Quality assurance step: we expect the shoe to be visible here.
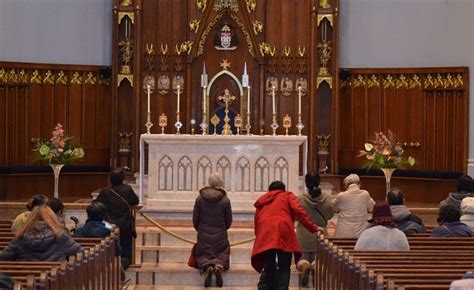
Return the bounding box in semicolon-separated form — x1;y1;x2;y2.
300;263;310;287
214;265;223;287
204;266;213;287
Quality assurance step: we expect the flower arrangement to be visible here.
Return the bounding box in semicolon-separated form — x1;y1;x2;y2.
31;123;85;164
357;130;415;169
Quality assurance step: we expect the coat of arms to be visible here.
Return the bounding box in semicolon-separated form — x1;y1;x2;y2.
214;24;238;51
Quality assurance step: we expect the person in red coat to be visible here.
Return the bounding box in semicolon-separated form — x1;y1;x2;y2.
251;181;319;290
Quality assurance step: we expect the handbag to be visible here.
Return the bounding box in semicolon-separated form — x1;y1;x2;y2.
110;188;137;238
187;243;198;268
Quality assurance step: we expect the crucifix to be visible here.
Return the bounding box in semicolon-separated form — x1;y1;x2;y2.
218;89;236;136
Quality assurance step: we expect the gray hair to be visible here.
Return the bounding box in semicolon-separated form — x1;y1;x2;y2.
208;173;224;188
343;174;360;189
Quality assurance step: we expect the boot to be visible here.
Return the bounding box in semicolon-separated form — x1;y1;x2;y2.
310;262;316;287
298;260;311;287
214;264;224;287
204;265;213;287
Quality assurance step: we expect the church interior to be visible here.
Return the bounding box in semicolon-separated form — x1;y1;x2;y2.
0;0;474;289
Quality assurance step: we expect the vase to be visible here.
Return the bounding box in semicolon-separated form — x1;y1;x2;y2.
381;168;396;194
50;164;65;199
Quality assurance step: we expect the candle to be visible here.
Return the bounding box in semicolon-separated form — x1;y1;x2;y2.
147;85;151;113
242;62;249;88
298;86;302;115
125;18;128;39
177;85;180;112
272;86;276;115
247;86;251;114
203;86;207;113
201;63;208;87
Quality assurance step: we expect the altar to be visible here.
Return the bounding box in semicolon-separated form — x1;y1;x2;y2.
139;134;307;212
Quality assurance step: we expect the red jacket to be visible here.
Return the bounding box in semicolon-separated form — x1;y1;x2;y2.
251;190;318;272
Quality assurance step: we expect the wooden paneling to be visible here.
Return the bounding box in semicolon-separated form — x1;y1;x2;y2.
338;68;468;173
0;62;112;167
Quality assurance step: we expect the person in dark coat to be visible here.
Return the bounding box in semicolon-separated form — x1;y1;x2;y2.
193;173;232;288
386;188;426;235
0;205;83;261
439;175;474;213
74;201;114;238
431;204;473;237
296;172;334;287
252;181;319;290
96;168;139;270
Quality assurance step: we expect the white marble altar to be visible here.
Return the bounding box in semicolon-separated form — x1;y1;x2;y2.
139;134;307;211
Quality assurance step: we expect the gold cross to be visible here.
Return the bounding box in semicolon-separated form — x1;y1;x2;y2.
220;59;231;70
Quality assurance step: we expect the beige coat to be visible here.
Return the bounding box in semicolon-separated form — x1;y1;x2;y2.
334;184;375;238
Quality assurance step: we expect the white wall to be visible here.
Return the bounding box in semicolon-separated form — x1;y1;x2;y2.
339;0;474;174
0;0;112;66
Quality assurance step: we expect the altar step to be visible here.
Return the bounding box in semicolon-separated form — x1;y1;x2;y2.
128;286;303;290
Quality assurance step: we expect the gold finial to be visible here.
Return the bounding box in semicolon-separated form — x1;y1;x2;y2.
160;43;168;55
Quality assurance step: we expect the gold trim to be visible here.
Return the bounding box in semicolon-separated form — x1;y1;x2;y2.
252;20;263;35
56;71;68;85
85;72;97;85
197;0;207;11
317;76;332;89
18;69;28;83
30;70;42;84
71;72;83;85
197;13;223;56
434;74;443;89
99;77;111;86
118;12;134;24
230;13;255;57
214;0;238;12
395;74;408;89
259;42;276;56
409;74;421;89
189;19;200;33
320;0;331;9
43;70;55;85
317;14;333;26
367;75;379;88
424;74;434;89
298;46;306;57
220;59;231;70
383;74;395;89
444;74;454;89
454;74;463;88
340;79;351;88
246;0;256;13
7;69;18;83
353;74;365;88
0;69;6;82
117;74;133;87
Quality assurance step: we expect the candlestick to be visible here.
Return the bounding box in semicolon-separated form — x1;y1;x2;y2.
201;63;208;87
175;111;182;134
247;86;251;114
272;86;276;115
298;86;302;115
203;86;207;113
177;85;181;113
147;85;151;113
271;113;279;136
145;112;153;134
242;62;249;87
296;113;304;136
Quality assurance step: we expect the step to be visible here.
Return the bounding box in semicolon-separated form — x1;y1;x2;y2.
125;263;306;287
136;245;252;264
127;285;306;290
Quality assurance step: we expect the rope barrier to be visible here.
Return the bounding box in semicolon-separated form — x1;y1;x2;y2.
140;212;256;247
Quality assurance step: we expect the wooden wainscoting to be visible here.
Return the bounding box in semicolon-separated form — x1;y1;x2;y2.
338;67;468;173
0;62;112;167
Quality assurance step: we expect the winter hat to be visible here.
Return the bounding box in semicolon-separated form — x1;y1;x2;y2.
368;203;396;228
461;197;474;215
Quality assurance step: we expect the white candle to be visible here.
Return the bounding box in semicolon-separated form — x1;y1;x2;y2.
272;86;276;115
177;85;180;112
203;86;207;113
298;86;302;115
147;85;151;113
247;86;251;114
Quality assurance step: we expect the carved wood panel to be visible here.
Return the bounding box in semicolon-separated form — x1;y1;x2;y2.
338;67;468;173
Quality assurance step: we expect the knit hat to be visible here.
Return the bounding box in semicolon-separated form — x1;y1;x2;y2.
368;203;396;228
461;197;474;214
343;174;360;188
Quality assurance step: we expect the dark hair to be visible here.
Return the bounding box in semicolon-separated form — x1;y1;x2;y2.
268;181;286;191
46;197;64;215
110;168;125;186
386;188;404;206
26;194;48;211
437;204;461;224
86;201;107;222
457;175;472;193
305;172;321;198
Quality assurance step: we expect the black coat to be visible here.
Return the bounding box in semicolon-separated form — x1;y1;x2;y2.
96;184;139;241
193;186;233;270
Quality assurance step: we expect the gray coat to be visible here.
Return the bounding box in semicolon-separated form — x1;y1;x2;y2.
193;187;233;270
0;222;83;261
296;192;334;252
440;192;474;214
